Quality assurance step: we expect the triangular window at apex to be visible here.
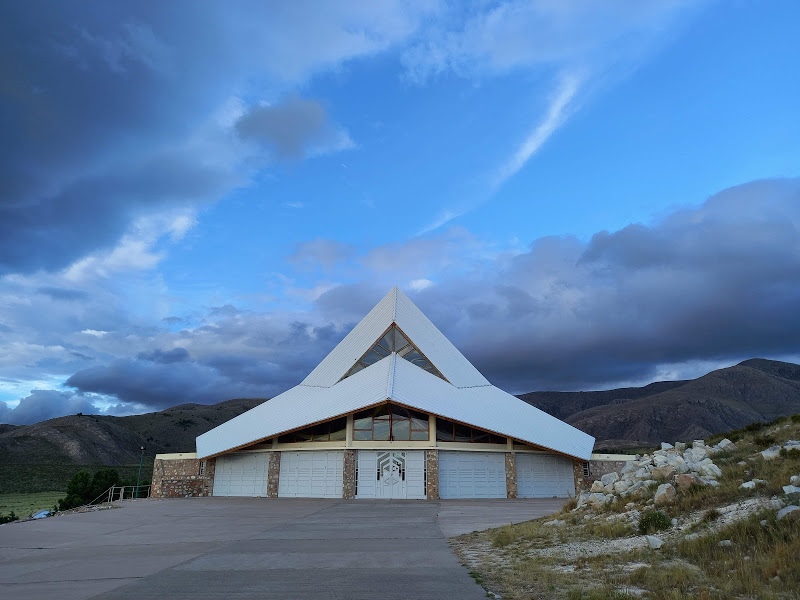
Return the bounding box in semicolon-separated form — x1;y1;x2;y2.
340;324;446;382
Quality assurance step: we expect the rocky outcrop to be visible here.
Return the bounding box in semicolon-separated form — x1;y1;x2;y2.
577;438;731;509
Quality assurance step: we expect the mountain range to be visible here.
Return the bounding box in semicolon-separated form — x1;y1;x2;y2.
2;358;799;471
519;358;800;450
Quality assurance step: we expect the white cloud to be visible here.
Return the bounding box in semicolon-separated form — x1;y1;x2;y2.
417;208;464;236
81;329;108;337
409;278;433;291
493;72;581;187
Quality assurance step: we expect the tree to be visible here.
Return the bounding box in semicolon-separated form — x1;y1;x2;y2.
57;469;121;511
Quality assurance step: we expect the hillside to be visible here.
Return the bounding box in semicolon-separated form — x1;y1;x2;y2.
3;358;800;484
521;359;800;450
454;414;800;599
0;398;265;469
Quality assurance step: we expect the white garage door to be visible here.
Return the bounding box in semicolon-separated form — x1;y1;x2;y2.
517;453;575;498
278;451;344;498
356;451;426;499
439;451;506;499
213;452;269;497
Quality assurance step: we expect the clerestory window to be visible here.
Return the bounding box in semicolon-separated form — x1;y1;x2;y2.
341;325;446;381
435;417;506;444
353;404;430;441
278;417;347;443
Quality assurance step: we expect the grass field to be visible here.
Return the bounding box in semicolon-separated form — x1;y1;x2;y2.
0;492;64;519
0;464;153;494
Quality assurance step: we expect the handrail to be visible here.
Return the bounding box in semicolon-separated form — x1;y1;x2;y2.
106;484;152;502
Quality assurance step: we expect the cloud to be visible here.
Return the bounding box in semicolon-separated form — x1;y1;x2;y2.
2;390;98;425
3;172;797;422
407;178;800;391
37;287;89;302
493;73;581;187
402;1;705;193
403;1;701;81
0;2;430;276
236;96;353;160
136;347;190;364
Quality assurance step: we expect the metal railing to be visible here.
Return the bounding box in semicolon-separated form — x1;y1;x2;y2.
106;484;152;503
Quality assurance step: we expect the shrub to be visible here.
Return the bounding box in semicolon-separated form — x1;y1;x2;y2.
57;468;122;511
638;510;671;535
780;448;800;459
0;511;18;524
753;435;777;449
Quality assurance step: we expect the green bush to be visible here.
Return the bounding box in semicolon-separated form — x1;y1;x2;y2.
0;511;18;524
638;510;671;535
57;468;122;511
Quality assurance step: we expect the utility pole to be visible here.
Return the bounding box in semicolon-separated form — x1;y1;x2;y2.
136;446;146;498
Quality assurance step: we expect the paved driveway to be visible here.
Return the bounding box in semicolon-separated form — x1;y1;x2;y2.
0;497;565;600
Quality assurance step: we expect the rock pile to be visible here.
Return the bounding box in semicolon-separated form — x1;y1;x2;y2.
760;440;800;460
577;438;732;509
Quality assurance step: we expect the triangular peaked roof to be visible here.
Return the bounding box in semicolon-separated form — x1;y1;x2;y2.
302;287;489;388
196;288;595;460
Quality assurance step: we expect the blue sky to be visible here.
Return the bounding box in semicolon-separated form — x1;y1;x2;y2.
1;1;799;424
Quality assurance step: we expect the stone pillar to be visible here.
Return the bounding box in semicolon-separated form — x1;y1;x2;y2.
425;449;439;500
505;452;517;499
267;451;281;498
573;459;586;494
343;449;356;499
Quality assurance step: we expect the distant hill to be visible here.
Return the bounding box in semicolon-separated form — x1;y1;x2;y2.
520;358;800;451
4;358;800;491
0;398;265;467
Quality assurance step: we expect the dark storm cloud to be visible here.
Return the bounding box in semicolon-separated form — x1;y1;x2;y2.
62;311;348;411
235;97;338;159
408;178;800;392
2;390;98;425
0;2;253;275
65;358;267;410
137;347;190;364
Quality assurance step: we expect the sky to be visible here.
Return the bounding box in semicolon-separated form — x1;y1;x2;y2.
1;1;799;425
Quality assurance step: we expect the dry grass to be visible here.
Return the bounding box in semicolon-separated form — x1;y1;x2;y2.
459;414;800;600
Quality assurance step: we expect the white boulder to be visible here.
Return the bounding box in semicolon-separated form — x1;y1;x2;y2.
653;483;676;506
646;535;663;549
601;472;619;486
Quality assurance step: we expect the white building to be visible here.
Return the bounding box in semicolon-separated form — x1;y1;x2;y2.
152;287;594;499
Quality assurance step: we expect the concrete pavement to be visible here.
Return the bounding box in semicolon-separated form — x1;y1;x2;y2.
0;497;566;600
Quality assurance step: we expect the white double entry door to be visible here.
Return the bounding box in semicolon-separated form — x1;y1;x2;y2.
356;450;426;499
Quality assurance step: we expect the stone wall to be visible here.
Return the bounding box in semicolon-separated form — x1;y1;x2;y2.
574;460;631;492
343;449;356;499
267;451;281;498
425;449;439;500
151;457;216;498
505;452;518;499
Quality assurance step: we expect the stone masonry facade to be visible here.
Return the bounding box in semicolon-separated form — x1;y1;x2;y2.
505;452;518;498
151;457;216;498
267;451;281;498
574;459;631;493
425;449;439;499
343;449;356;499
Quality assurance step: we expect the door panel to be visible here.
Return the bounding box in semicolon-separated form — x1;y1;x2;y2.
438;452;506;499
516;453;575;498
